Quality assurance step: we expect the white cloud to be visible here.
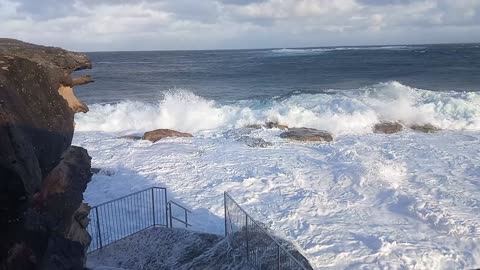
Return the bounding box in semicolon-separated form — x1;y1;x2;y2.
0;0;479;51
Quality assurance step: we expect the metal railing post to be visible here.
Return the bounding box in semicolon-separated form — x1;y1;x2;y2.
164;189;168;227
95;207;103;249
223;192;308;270
224;192;228;236
151;188;155;226
245;215;249;261
168;202;173;228
277;245;281;270
184;209;188;228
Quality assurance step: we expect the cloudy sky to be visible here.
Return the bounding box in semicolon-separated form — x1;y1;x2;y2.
1;0;479;51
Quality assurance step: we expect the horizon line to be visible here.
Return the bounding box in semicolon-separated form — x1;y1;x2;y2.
81;41;480;53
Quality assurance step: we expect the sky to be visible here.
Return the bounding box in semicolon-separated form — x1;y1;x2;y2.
0;0;479;51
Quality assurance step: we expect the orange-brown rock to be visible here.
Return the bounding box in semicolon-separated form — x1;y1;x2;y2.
143;129;193;142
72;75;94;86
58;85;89;113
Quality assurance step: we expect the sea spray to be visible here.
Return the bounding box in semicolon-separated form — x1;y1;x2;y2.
76;81;480;134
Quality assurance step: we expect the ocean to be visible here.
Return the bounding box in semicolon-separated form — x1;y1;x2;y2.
74;44;480;269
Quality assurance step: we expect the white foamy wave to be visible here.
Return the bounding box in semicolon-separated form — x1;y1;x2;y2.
271;46;415;55
271;48;328;55
75;82;480;134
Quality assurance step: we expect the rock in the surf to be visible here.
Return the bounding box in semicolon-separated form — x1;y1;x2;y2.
410;123;440;133
244;124;263;129
143;129;193;142
118;135;142;140
373;122;403;134
280;128;333;142
265;121;289;130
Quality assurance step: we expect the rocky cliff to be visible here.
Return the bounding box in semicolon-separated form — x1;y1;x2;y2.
0;39;93;270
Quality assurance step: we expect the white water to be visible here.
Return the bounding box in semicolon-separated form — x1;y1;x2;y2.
271;46;416;55
75;81;480;269
76;81;480;135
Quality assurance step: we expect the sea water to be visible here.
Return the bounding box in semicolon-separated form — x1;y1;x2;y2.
74;44;480;269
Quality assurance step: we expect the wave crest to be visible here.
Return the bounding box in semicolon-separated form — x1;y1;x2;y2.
75;82;480;134
271;46;415;55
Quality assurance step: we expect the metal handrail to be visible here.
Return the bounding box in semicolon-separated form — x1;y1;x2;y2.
93;187;166;208
87;187;168;253
224;192;309;270
168;200;192;228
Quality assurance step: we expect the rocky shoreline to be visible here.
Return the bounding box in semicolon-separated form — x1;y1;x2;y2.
0;39;93;269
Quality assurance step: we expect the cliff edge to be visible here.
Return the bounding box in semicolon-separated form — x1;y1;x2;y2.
0;39;93;270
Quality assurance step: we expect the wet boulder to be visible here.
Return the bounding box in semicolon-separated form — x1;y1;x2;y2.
373;122;403;134
280;128;333;142
143;129;193;142
244;124;263;129
118;135;142;140
265;122;289;130
410;123;440;133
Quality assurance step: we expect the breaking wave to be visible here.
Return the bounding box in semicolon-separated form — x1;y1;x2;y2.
271;46;416;55
75;81;480;134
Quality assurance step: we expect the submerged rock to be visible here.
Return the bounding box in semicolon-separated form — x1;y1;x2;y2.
373;122;403;134
238;136;273;148
244;122;289;130
280;128;333;142
244;124;263;129
118;135;142;140
410;123;440;133
0;39;92;269
143;129;193;142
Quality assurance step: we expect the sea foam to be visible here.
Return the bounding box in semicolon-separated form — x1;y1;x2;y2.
75;81;480;134
270;46;415;55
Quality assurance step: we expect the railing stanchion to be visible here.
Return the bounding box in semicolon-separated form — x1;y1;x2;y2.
224;192;228;236
245;215;249;261
168;202;172;228
277;245;281;270
164;189;168;227
95;207;103;249
184;208;188;228
224;192;308;270
151;188;155;226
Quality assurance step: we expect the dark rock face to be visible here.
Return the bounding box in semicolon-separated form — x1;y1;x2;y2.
280;128;333;142
410;123;440;133
373;122;403;134
0;39;92;270
143;129;193;142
